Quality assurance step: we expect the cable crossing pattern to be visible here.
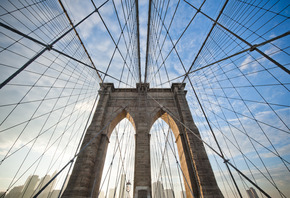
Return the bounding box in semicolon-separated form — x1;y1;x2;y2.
0;0;289;198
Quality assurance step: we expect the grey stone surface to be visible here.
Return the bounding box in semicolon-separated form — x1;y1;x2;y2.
62;83;223;198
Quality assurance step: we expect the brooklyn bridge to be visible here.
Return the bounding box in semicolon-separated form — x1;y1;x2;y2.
0;0;289;197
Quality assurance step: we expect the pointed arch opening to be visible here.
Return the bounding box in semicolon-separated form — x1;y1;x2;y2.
98;110;136;198
150;109;192;198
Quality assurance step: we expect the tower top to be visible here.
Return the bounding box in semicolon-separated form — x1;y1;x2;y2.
99;83;186;94
136;83;149;92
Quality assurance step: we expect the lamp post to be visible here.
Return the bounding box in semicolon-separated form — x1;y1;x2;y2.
126;180;131;198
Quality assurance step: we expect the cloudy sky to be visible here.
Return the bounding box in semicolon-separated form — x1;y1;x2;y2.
0;0;289;197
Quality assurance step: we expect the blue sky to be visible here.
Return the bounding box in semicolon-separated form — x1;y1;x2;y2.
0;0;289;197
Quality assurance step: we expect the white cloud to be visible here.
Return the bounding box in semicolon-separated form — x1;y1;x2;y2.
240;55;253;71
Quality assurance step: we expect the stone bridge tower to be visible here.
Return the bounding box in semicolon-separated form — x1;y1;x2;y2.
62;83;223;198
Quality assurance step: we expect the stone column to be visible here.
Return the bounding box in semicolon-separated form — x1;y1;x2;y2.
172;83;223;198
62;83;113;198
133;83;152;198
90;133;110;197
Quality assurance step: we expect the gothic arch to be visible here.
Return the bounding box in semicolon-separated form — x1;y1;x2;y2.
149;108;200;198
149;108;180;140
106;108;136;139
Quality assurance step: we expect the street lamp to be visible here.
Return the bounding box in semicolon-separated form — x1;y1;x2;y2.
126;180;131;192
126;180;131;198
